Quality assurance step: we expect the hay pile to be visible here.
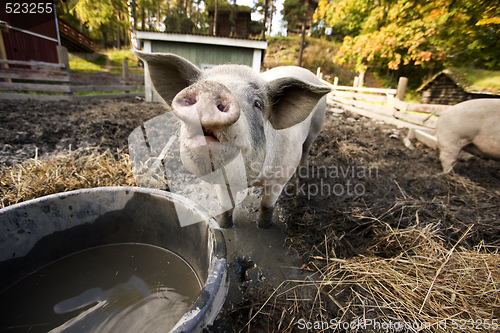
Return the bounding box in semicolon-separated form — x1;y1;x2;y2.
235;224;499;332
0;148;135;208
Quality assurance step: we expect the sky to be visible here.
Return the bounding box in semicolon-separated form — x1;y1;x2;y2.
236;0;286;36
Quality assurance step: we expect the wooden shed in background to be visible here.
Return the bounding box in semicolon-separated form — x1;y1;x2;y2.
135;31;267;102
417;69;499;105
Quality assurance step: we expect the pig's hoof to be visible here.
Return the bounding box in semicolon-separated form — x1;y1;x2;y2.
217;210;233;228
257;206;274;229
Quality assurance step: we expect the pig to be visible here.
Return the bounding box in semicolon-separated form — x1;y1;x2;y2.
436;99;500;172
134;51;330;228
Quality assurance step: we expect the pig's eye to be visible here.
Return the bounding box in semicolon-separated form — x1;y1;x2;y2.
254;100;263;110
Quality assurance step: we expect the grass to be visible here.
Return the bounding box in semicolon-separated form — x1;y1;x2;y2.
105;49;140;67
264;36;356;86
68;59;104;73
451;67;500;93
403;88;421;103
69;49;143;75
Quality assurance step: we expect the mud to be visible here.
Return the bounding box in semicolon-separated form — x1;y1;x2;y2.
1;97;500;330
0;98;166;168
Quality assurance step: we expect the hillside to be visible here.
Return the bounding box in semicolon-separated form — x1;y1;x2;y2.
264;35;357;86
448;67;500;95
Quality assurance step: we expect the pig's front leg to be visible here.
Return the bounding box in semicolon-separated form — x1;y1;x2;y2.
216;209;234;228
215;184;235;228
257;182;285;229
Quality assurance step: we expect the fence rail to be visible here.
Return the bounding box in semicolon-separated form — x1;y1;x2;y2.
0;59;66;69
320;73;453;150
0;47;144;101
322;78;450;130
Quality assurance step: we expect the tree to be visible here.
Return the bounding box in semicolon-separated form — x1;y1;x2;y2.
254;0;276;38
73;0;127;48
71;0;211;48
282;0;310;66
164;0;199;33
282;0;308;33
315;0;500;74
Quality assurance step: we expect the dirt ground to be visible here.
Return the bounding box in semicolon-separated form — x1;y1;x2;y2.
0;98;166;168
1;97;500;330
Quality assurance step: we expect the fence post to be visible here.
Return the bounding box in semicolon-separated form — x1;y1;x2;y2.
122;60;129;79
358;71;365;87
316;67;323;80
123;60;129;94
396;77;408;101
57;46;72;98
333;77;338;86
353;76;359;88
0;26;11;83
57;46;69;72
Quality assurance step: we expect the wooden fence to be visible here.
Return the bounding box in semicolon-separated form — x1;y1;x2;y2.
322;78;451;130
0;47;144;101
321;74;453;150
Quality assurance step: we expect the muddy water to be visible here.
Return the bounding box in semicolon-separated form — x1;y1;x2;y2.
207;189;309;332
223;189;307;297
0;243;201;332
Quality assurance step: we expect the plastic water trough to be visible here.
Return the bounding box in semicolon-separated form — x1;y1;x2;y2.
0;186;228;332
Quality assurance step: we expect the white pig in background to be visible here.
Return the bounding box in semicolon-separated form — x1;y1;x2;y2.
134;51;330;228
436;99;500;172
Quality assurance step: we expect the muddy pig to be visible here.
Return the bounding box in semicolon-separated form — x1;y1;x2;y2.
436;98;500;172
135;51;330;228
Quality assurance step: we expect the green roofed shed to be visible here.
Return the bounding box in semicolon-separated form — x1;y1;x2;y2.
135;31;267;102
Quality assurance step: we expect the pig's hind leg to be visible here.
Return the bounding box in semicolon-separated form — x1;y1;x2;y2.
300;102;326;168
257;167;298;229
438;138;468;173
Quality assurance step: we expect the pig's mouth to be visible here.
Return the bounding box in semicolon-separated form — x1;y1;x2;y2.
201;126;220;143
186;126;223;146
180;125;240;176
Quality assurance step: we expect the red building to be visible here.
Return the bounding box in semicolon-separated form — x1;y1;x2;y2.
0;2;93;64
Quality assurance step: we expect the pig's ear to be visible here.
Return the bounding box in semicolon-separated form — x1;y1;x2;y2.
134;50;201;103
266;78;331;130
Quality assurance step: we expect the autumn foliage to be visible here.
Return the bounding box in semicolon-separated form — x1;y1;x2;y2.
315;0;500;72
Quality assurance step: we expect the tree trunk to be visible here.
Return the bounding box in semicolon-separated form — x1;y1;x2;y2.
156;1;161;31
298;0;308;67
131;0;137;31
213;0;218;36
298;21;305;66
262;0;269;39
141;7;145;31
101;24;108;48
116;12;121;50
427;63;435;81
268;0;274;36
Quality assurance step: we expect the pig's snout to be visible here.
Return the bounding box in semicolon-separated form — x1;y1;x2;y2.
171;81;240;134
